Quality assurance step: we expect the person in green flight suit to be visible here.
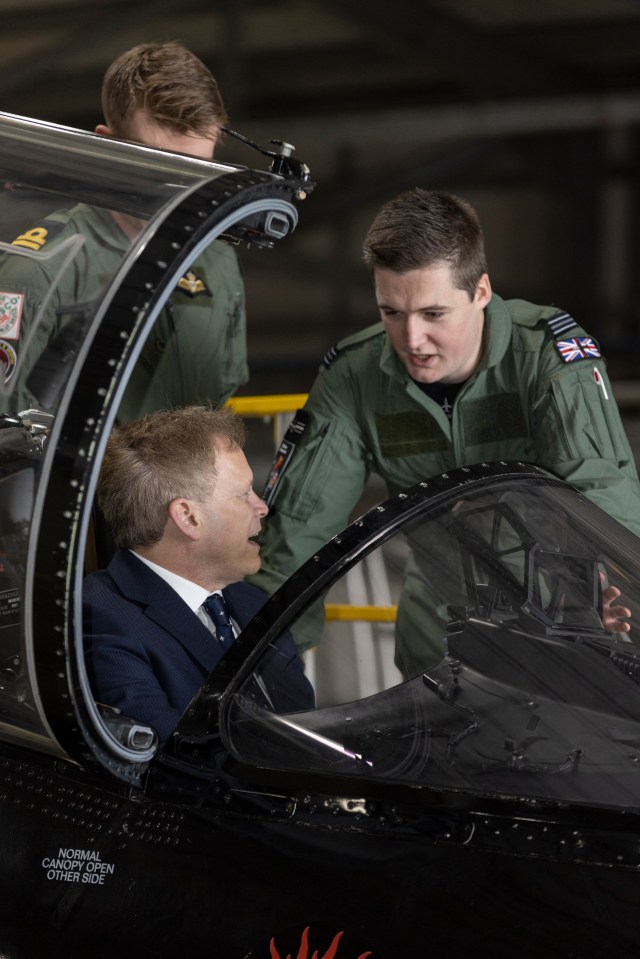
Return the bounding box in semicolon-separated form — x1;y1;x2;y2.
251;188;640;674
0;41;247;418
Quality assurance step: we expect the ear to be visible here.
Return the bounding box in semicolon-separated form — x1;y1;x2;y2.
95;123;113;138
167;498;201;542
474;272;492;309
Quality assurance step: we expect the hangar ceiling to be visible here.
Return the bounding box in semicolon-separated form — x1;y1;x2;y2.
5;0;640;131
3;0;640;389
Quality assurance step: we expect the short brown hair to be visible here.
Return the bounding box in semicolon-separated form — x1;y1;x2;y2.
362;189;488;297
98;406;246;549
101;41;228;138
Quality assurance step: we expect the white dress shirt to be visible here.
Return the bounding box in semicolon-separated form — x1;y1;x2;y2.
130;551;236;635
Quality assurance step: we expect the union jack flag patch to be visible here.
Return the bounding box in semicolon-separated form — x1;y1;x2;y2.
555;336;601;363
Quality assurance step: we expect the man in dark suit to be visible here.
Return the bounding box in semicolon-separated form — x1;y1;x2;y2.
83;405;313;746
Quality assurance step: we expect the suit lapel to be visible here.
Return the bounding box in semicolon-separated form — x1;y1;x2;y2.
107;549;217;672
223;581;266;632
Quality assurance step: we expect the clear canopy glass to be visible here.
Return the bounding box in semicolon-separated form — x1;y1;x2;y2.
0;112;302;770
222;468;640;812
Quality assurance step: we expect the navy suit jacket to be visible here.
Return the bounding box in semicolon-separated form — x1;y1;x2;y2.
83;549;313;745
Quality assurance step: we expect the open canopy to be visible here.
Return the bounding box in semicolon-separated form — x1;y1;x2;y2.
0;112;305;779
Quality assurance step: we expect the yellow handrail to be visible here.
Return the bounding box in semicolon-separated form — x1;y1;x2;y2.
226;394;308;417
326;604;397;622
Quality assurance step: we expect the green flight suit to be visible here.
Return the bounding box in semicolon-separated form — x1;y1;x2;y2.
0;204;247;416
252;295;640;672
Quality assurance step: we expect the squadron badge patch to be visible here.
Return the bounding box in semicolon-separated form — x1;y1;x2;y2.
176;270;212;298
0;292;23;340
262;410;310;506
555;336;601;363
0;339;17;383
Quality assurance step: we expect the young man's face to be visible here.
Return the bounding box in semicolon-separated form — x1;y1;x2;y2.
375;261;492;385
193;445;268;590
97;108;218;160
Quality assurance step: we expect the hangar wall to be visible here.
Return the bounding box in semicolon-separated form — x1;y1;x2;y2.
3;0;640;457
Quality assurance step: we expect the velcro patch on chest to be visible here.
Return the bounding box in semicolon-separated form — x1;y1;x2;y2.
555;336;601;363
376;411;447;457
176;270;212;298
460;393;527;445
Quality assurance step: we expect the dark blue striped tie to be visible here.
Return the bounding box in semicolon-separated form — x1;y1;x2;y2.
203;593;235;651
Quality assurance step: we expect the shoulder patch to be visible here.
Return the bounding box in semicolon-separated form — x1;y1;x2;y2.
322;321;385;369
175;270;212;298
0;339;17;382
546;310;578;337
0;292;24;340
555;336;601;364
262;409;311;506
11;219;65;252
322;344;340;369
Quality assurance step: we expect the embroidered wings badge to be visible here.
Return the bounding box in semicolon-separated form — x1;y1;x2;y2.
176;270;212;298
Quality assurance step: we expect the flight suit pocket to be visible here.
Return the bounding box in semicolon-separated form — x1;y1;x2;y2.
535;374;610;461
533;384;575;461
221;291;247;395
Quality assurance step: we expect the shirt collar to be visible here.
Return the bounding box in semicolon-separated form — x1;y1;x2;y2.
380;333;408;383
130;550;212;613
472;293;511;374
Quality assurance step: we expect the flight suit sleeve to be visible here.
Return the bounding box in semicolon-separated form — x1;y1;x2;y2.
531;345;640;537
250;359;372;650
0;256;61;413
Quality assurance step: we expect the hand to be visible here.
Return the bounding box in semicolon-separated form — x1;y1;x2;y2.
601;576;632;634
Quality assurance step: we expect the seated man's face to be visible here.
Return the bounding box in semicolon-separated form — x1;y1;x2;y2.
195;446;268;589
